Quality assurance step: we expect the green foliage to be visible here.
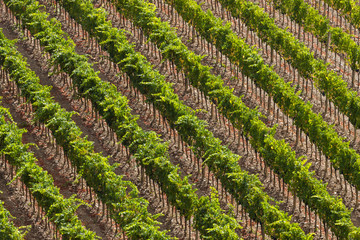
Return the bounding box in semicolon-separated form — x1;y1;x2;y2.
1;0;241;238
269;0;360;126
56;0;308;238
320;0;360;29
0;26;171;239
0;103;97;239
0;192;29;240
157;0;360;237
107;0;360;237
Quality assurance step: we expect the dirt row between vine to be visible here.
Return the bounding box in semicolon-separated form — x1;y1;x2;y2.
190;0;360;219
92;0;344;238
203;0;360;143
247;0;360;142
1;0;357;238
0;19;126;240
136;0;357;230
196;0;360;167
40;0;267;238
150;0;360;220
0;99;52;240
104;0;360;238
254;0;358;81
0;8;182;239
0;1;257;238
0;77;115;240
308;0;360;39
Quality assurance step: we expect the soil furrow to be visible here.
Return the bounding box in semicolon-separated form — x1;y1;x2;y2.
98;0;360;236
147;0;360;222
0;102;52;240
197;0;360;153
0;2;218;238
0;21;125;239
40;0;267;238
306;0;360;39
89;0;342;237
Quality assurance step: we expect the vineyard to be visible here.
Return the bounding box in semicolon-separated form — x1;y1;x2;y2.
1;0;360;239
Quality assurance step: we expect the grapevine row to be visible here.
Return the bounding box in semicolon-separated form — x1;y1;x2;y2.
47;1;310;237
0;24;173;240
57;0;356;238
147;0;360;199
269;0;360;75
217;0;360;130
1;0;244;238
0;100;98;239
50;0;309;238
0;191;28;240
106;0;360;237
163;0;360;222
211;0;360;188
269;0;360;73
319;0;360;29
